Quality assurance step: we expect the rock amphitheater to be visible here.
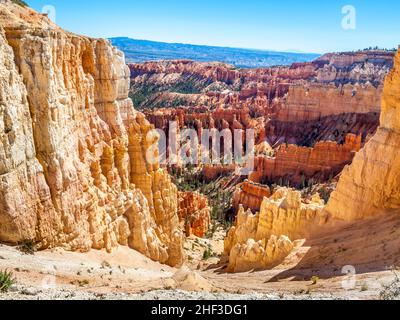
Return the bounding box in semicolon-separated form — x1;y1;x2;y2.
0;1;399;300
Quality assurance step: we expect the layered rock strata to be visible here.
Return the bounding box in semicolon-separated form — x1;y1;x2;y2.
130;52;393;124
131;53;393;187
225;49;400;272
249;134;362;185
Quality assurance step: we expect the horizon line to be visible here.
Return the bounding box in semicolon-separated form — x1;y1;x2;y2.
109;36;324;56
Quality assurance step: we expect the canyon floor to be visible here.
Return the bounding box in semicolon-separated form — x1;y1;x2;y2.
1;212;399;300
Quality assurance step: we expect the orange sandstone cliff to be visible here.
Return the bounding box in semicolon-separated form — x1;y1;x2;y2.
224;49;400;272
0;2;184;266
249;134;361;185
225;188;325;272
178;192;211;238
326;49;400;220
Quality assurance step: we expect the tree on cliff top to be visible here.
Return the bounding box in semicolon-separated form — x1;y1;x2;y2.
11;0;28;7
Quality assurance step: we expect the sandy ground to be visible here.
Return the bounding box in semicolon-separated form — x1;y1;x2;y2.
1;212;400;300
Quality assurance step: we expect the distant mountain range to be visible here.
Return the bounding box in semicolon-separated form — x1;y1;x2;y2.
110;37;321;68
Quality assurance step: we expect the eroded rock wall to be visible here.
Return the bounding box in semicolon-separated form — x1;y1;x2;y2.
225;49;400;273
326;49;400;220
250;134;361;185
178;192;211;238
0;2;184;266
131;52;393;189
232;181;271;213
225;188;325;272
276;83;383;123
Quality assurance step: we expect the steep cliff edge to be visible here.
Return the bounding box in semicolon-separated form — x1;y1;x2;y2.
326;49;400;220
0;2;184;266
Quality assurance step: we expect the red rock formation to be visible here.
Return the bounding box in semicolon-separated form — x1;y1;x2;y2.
132;52;393;151
275;83;383;123
265;112;379;147
201;164;236;182
232;181;271;213
178;192;211;237
130;49;394;196
326;48;400;220
249;134;362;185
130;60;241;84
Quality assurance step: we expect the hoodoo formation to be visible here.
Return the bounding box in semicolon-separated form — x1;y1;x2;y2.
0;0;400;300
129;51;394;188
0;1;205;267
128;46;400;275
326;50;400;220
223;49;400;273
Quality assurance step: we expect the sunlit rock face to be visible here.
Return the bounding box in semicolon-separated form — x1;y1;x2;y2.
178;192;211;238
232;181;271;213
129;52;393;122
224;49;400;273
249;134;362;186
326;49;400;220
129;51;394;188
0;2;184;266
225;188;326;273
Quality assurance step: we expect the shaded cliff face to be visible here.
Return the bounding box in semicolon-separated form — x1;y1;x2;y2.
0;3;184;266
326;49;400;220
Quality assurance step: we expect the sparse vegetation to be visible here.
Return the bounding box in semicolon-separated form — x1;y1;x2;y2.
266;175;335;205
129;76;209;110
380;268;400;300
319;186;331;204
202;246;216;260
168;77;208;94
70;279;90;287
0;270;16;293
11;0;28;7
311;276;320;285
17;239;36;255
362;46;397;52
170;165;234;231
360;282;369;292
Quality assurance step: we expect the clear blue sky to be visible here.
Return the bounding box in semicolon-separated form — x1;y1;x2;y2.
27;0;399;54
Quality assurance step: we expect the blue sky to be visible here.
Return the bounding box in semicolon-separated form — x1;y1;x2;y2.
27;0;399;54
